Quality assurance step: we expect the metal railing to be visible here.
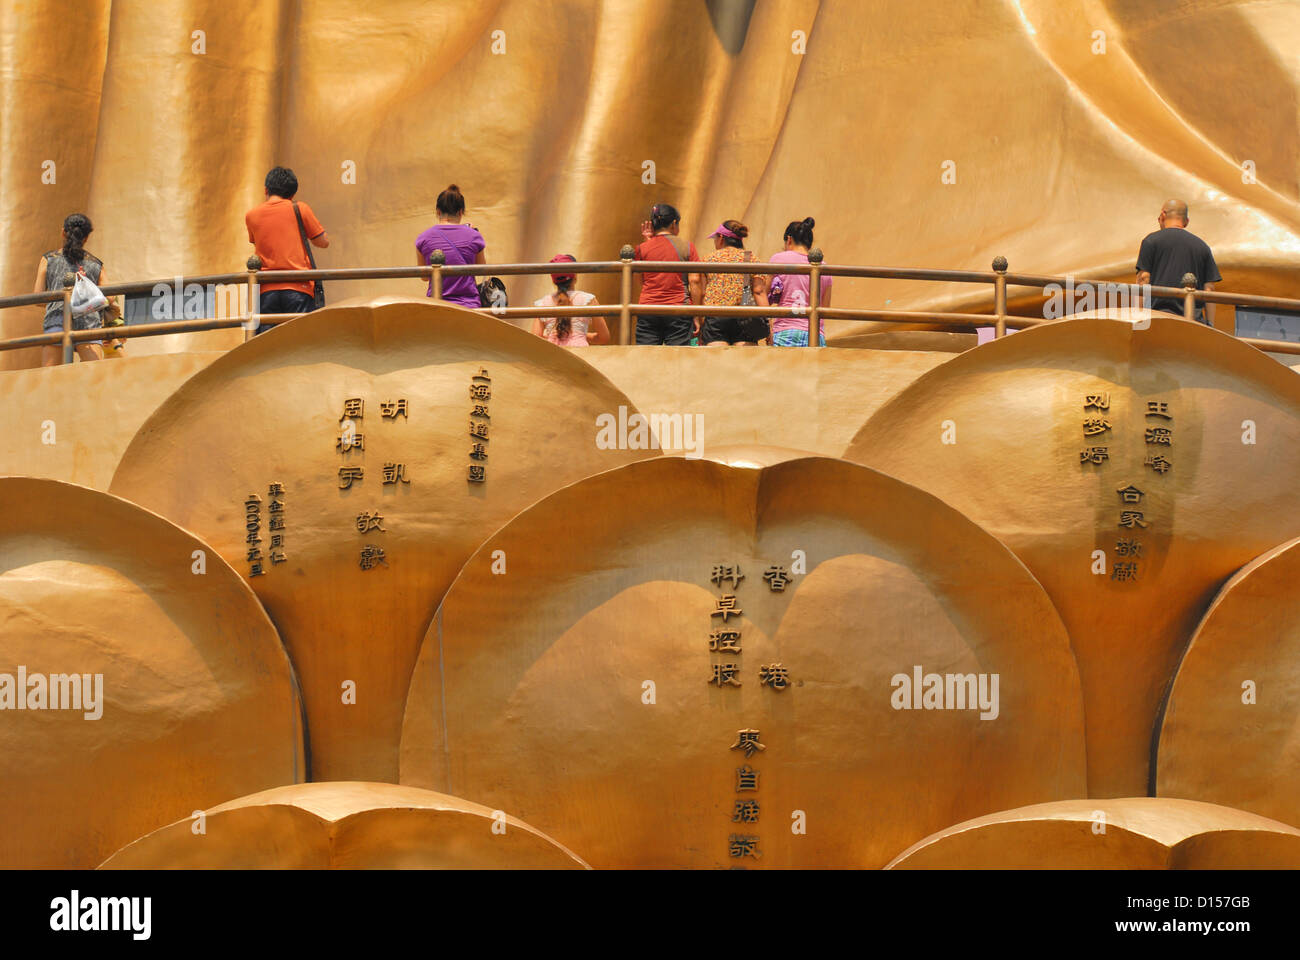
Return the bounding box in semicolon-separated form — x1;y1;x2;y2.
4;248;1299;362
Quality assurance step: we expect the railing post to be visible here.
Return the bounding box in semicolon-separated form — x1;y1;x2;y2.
61;272;75;363
1182;272;1197;323
807;247;823;347
245;255;261;341
429;248;445;302
992;256;1008;338
619;244;634;345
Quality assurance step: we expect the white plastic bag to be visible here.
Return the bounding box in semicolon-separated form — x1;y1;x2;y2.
70;272;108;317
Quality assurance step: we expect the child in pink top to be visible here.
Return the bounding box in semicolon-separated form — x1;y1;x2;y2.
530;254;611;347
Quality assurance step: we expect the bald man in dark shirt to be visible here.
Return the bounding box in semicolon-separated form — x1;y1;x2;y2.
1135;199;1221;326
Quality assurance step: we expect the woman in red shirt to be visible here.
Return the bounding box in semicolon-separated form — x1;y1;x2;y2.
632;203;702;345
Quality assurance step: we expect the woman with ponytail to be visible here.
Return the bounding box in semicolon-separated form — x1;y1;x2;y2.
768;217;833;346
33;213;108;365
415;184;487;308
530;254;609;346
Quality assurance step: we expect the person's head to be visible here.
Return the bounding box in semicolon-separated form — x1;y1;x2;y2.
1158;199;1189;229
709;220;748;250
784;217;815;250
61;213;92;264
437;184;466;221
549;254;577;338
264;166;299;199
651;203;681;234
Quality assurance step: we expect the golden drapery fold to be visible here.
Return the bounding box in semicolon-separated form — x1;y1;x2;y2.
2;0;1297;367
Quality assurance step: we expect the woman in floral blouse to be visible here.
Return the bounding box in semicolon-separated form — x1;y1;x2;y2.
698;220;769;345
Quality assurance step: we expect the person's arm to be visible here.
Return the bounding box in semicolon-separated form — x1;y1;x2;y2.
530;318;545;338
300;203;329;247
588;313;611;345
33;257;47;295
1136;270;1151;286
1203;281;1216;326
820;281;832;308
310;231;329;248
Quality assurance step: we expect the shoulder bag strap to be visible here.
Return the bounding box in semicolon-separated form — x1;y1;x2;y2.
292;202;319;271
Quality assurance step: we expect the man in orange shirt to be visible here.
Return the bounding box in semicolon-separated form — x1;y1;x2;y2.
245;166;329;334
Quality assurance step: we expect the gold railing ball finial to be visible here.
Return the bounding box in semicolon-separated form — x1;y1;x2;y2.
808;248;824;264
429;249;446;266
620;244;635;261
1182;272;1197;288
246;254;262;271
992;256;1008;273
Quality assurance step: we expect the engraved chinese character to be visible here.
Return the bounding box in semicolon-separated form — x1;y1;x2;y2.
359;545;388;570
1144;455;1172;474
336;431;364;452
1118;511;1149;529
340;398;364;421
735;765;759;791
246;547;263;563
711;595;742;622
472;368;491;381
245;531;262;545
469;442;488;461
244;494;262;509
267;483;284;496
268;499;284;513
249;563;264;577
1084;393;1111;411
471;404;491;419
1079;447;1109;465
709;630;742;652
469;383;492;402
1115;538;1143;558
382;462;409;485
1116;484;1144;504
469;420;489;439
759;663;790;690
709;663;742;687
338;466;364;490
710;564;744;589
356;511;385;534
1145;427;1173;445
270;550;287;565
1082;418;1112;437
1111;562;1139;582
380;399;408;419
732;800;760;824
728;834;761;859
270;534;284;548
269;516;286;531
468;464;486;483
730;729;766;759
762;565;790;591
1146;401;1171;419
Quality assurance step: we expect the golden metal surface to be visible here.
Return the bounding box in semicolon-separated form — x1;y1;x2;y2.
108;299;652;783
100;781;588;869
846;315;1300;798
1156;536;1300;828
0;353;222;489
400;456;1086;868
887;798;1300;869
7;0;1300;364
0;478;305;869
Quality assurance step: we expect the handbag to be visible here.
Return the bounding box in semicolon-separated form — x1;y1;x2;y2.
478;277;508;309
735;251;771;342
292;201;326;309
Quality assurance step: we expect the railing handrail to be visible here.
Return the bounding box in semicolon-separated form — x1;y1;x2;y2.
3;253;1300;358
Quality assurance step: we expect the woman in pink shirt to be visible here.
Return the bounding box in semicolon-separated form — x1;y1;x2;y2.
769;217;833;346
530;254;610;347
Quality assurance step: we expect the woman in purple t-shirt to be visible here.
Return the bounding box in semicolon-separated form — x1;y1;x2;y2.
415;184;487;308
769;217;832;346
